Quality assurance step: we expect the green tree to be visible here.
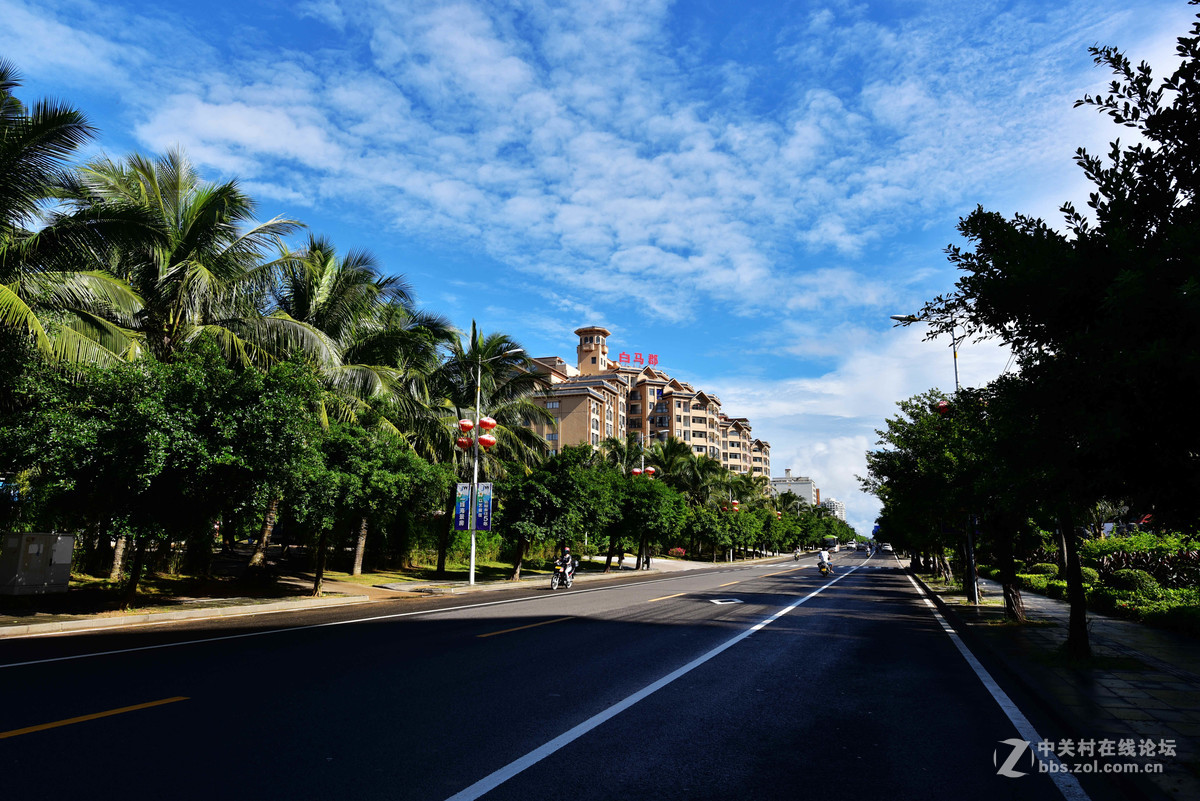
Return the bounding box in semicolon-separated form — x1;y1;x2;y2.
65;149;329;367
910;8;1200;655
0;60;142;363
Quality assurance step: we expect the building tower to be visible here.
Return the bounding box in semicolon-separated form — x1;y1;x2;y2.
575;326;611;375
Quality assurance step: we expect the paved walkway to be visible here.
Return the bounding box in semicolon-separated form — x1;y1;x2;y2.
0;554;789;637
919;574;1200;801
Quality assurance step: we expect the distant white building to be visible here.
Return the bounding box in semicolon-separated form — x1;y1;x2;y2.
770;468;818;508
821;498;846;521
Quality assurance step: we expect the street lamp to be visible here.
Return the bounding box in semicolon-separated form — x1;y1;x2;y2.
457;347;523;585
890;314;963;392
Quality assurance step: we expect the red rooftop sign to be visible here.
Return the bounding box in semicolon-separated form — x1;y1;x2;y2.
617;352;658;366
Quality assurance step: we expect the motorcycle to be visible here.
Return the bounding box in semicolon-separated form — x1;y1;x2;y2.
793;550;801;561
550;558;576;590
818;560;833;577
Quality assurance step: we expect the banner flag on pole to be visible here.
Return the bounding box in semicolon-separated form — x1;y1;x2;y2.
475;482;493;531
454;483;471;531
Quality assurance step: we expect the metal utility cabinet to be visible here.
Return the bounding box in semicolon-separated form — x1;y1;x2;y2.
0;533;75;595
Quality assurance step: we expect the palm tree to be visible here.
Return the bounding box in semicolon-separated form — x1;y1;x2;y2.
645;436;694;490
65;149;333;367
261;233;456;569
598;433;644;476
0;60;141;362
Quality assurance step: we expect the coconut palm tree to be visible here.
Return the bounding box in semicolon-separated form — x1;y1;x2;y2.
269;233;454;425
0;60;142;363
598;433;644;476
65;148;333;367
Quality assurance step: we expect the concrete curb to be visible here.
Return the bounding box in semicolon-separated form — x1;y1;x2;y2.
0;555;792;638
0;594;371;639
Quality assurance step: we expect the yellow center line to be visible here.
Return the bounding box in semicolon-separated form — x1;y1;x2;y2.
718;581;740;587
648;592;687;603
477;617;572;639
0;696;188;740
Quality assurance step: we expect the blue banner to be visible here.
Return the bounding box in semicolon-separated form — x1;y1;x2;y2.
475;482;493;531
454;483;471;531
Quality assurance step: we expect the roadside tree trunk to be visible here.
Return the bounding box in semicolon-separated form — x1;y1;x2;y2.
119;537;149;610
604;531;618;573
248;494;280;569
109;535;128;582
993;516;1026;622
1059;508;1092;660
312;528;330;597
509;536;527;581
351;517;368;576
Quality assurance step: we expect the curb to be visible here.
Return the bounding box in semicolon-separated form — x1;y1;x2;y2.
0;594;371;639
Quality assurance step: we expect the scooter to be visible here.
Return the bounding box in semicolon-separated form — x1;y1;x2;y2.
793;550;801;561
818;560;833;577
550;558;576;590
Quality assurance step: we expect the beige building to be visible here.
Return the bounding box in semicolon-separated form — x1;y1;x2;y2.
528;326;769;476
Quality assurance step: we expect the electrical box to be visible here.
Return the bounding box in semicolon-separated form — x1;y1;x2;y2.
0;533;75;595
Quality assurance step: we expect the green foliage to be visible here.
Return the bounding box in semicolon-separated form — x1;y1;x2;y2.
1028;562;1059;576
1016;574;1050;593
1079;566;1100;584
1106;568;1160;593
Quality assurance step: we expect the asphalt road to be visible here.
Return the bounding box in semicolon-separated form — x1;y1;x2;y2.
0;552;1087;800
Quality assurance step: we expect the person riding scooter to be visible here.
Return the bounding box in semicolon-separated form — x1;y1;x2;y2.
817;548;834;575
556;546;577;581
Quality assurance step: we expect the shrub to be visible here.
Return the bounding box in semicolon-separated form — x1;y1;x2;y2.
1017;574;1049;593
1046;580;1068;600
668;547;686;558
1028;562;1059;577
1079;566;1100;584
1107;568;1160;593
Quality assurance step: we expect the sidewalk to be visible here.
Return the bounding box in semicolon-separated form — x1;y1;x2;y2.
917;573;1200;800
0;554;790;638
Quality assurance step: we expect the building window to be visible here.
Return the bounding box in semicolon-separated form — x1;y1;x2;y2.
630;390;640;399
592;433;600;445
630;418;641;428
546;401;560;409
591;357;596;364
630;404;640;414
591;419;599;430
547;433;558;441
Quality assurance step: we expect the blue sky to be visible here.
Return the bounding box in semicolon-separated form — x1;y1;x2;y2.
5;0;1194;535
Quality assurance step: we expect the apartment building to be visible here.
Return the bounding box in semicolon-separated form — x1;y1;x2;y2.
527;325;768;476
821;497;847;521
770;468;820;507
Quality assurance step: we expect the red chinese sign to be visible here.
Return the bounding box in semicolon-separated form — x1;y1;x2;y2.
617;352;659;366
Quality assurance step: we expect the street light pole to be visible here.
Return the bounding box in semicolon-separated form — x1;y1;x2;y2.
890;314;962;392
466;347;523;586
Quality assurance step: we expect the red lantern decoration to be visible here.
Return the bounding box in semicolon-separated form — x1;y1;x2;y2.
458;419;474;432
646;466;656;476
456;436;473;450
632;468;643;476
478;433;497;449
478;416;497;430
936;400;951;416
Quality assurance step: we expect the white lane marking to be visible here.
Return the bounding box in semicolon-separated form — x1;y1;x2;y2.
442;566;860;801
0;564;811;669
903;572;1090;801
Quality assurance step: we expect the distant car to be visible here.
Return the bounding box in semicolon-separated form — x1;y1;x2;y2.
856;543;867;551
881;543;894;553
